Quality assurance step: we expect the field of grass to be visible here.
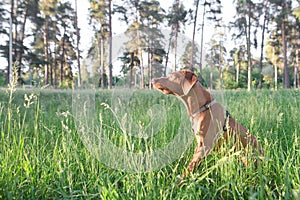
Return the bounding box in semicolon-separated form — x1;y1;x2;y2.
0;88;299;199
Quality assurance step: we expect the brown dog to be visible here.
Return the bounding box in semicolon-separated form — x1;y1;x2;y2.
152;70;263;181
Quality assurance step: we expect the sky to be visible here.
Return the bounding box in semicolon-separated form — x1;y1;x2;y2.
0;0;236;74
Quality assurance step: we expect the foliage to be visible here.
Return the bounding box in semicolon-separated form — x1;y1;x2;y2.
293;5;300;19
180;41;200;71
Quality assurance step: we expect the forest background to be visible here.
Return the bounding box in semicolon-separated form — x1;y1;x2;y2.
0;0;300;90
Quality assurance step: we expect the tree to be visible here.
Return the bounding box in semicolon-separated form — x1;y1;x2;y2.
0;0;41;85
181;41;199;71
36;0;76;87
190;0;200;72
206;29;227;89
139;0;165;87
166;0;189;73
229;45;247;88
280;0;290;88
268;0;293;88
0;0;78;87
258;0;270;89
119;51;140;88
0;2;5;33
57;2;77;87
200;0;223;83
74;0;81;87
246;0;253;91
232;0;260;91
40;0;58;85
89;0;110;88
16;0;28;84
115;0;165;88
265;30;281;90
108;0;112;89
28;1;47;86
289;13;300;88
114;0;144;87
0;1;11;84
4;0;32;84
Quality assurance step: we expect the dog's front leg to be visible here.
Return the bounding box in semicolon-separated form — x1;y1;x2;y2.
178;144;211;185
187;144;211;172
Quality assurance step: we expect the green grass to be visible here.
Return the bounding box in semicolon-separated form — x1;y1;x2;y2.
0;88;299;199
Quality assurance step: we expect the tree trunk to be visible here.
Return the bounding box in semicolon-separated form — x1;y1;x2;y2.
43;18;49;85
247;3;252;91
259;0;268;89
100;37;105;89
273;46;278;90
237;60;240;86
219;42;223;90
60;27;66;87
210;47;216;90
236;49;241;86
53;22;57;88
75;0;81;87
172;0;179;73
128;52;134;89
8;0;14;85
140;49;144;88
54;46;57;88
17;5;28;84
199;1;206;83
281;1;290;88
108;0;113;89
190;0;200;72
164;32;172;76
295;49;299;88
210;65;213;90
13;0;18;82
134;68;138;87
13;0;18;68
173;24;178;72
296;49;300;88
50;48;53;85
148;48;152;89
275;63;278;90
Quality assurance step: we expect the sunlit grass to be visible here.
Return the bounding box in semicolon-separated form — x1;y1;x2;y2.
0;88;299;199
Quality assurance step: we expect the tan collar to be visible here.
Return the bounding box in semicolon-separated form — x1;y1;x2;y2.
191;99;217;118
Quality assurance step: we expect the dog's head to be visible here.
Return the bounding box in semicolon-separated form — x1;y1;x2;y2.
152;71;198;96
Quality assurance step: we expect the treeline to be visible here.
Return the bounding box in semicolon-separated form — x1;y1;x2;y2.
0;0;299;90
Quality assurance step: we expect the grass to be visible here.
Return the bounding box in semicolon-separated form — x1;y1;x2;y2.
0;87;299;199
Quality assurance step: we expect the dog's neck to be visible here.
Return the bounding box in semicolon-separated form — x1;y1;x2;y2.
178;82;221;141
178;82;214;117
176;82;225;142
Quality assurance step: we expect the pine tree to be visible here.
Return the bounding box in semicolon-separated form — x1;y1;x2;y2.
166;0;188;74
232;0;260;91
89;0;110;88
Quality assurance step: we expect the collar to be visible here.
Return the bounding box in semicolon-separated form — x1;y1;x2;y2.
191;99;217;118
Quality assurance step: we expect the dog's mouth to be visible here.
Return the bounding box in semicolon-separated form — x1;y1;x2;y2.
152;80;174;95
154;85;174;95
159;87;174;95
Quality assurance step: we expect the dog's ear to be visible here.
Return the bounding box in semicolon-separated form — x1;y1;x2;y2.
181;71;198;95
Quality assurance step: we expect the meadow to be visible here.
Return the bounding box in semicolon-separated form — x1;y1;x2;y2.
0;88;299;199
